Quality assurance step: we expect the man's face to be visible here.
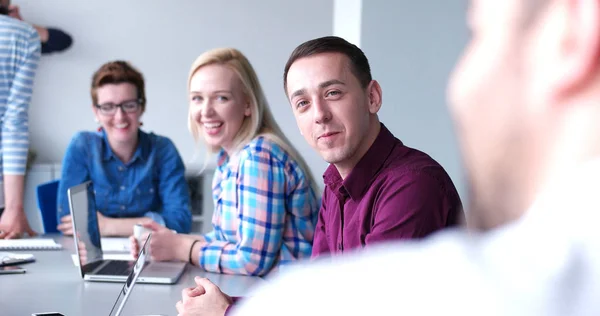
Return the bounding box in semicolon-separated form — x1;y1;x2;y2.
448;0;543;228
286;53;377;169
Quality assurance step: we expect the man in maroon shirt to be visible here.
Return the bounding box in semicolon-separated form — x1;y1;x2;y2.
284;36;463;256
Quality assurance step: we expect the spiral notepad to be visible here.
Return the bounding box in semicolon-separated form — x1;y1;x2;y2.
0;238;62;250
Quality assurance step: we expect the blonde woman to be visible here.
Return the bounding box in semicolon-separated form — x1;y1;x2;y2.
131;48;319;277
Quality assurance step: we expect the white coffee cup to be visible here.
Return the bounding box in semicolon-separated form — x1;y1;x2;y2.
133;224;152;257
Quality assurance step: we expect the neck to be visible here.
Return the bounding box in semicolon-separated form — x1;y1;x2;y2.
517;100;600;223
109;136;139;164
335;119;381;179
535;107;600;198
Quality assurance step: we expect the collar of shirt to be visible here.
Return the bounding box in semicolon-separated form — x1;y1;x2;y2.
322;123;399;202
216;148;230;169
100;128;148;165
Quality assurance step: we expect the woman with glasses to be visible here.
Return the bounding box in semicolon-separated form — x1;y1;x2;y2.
56;61;192;236
129;48;320;277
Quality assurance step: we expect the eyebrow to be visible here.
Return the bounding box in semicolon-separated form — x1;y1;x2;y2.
289;88;306;100
319;79;345;89
289;79;346;100
189;90;233;94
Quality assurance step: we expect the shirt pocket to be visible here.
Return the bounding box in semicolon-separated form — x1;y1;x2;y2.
91;183;112;213
135;179;157;196
133;178;159;213
92;182;112;197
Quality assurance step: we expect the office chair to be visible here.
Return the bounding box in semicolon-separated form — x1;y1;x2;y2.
36;179;60;233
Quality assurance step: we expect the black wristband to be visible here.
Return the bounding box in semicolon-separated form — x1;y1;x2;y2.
188;240;200;265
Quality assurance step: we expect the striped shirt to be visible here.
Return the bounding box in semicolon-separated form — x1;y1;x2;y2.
0;16;41;207
197;136;319;276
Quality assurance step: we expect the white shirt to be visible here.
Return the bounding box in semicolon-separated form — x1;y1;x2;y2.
233;159;600;316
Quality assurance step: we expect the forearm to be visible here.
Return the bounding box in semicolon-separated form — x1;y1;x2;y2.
3;174;24;212
102;216;152;237
195;239;279;276
32;25;49;43
172;234;206;264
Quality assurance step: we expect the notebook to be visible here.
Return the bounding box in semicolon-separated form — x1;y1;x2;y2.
0;238;62;250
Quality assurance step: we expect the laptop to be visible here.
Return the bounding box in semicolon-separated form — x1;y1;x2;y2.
109;233;150;316
68;180;186;284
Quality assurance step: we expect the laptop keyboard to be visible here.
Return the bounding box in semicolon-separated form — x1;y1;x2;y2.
96;260;132;276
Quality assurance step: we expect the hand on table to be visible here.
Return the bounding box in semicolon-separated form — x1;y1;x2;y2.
176;277;232;316
0;207;36;239
129;221;179;261
59;211;114;236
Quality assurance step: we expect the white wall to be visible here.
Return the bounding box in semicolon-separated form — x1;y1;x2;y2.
360;0;469;198
20;0;332;179
20;0;468;198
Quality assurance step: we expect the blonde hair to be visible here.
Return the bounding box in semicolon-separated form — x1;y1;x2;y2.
187;48;319;193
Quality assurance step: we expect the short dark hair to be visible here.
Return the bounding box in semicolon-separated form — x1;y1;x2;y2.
91;60;146;110
283;36;372;92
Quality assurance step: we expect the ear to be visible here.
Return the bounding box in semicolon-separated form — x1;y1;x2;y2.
244;100;252;117
366;80;383;114
551;0;600;98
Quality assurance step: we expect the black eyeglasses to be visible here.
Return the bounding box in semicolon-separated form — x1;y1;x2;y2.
95;99;143;115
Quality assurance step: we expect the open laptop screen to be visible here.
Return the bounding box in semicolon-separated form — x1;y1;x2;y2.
109;233;150;316
68;181;103;272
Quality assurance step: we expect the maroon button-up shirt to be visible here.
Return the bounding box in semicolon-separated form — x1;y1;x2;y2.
312;124;463;257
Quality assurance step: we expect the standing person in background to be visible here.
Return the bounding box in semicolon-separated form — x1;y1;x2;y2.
7;3;72;54
0;0;40;239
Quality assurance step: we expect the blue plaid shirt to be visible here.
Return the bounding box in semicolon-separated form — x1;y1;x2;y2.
57;129;192;233
197;136;319;276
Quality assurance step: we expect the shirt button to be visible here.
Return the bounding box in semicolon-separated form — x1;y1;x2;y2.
120;205;125;210
120;186;125;191
118;166;124;171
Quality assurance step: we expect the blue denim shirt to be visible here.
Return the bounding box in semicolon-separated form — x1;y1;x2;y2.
56;129;192;233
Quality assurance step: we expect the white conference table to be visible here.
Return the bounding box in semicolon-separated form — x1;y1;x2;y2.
0;234;265;316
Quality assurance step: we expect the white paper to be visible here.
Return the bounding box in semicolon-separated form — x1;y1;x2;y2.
101;237;131;252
